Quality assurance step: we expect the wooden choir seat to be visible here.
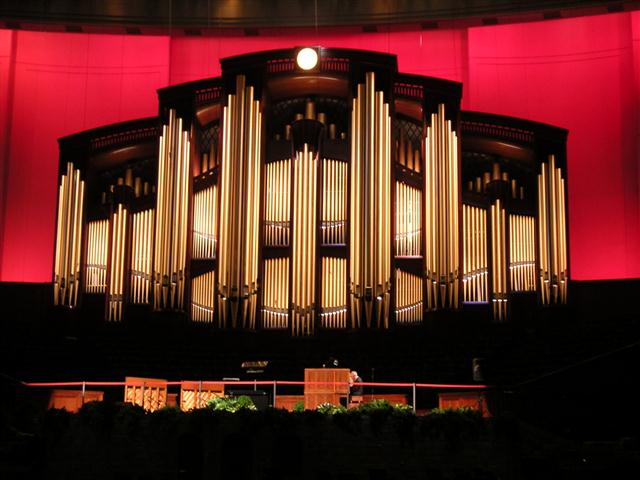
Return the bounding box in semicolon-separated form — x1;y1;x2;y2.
179;381;224;411
124;376;167;412
48;389;104;412
348;395;364;408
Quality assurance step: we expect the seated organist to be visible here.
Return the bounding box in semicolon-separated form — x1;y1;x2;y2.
349;370;363;398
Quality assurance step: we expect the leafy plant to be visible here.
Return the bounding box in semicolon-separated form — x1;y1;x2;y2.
206;395;257;413
292;400;305;413
316;403;347;415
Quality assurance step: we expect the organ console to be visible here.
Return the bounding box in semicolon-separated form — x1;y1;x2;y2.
53;48;569;332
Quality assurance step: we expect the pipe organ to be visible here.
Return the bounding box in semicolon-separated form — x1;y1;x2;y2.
265;160;291;247
53;162;85;307
291;144;318;335
192;270;216;322
395;182;421;257
107;203;128;321
509;214;536;292
538;155;568;304
463;205;488;302
130;209;154;304
350;72;392;329
154;109;191;312
85;220;108;294
395;269;423;324
321;159;347;245
192;186;217;259
424;104;460;310
320;257;347;329
218;75;262;329
54;48;569;332
262;257;289;329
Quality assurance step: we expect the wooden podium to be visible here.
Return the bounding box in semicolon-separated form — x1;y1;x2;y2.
304;368;350;410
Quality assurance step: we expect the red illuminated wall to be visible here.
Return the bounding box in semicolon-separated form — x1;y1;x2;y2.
0;12;638;282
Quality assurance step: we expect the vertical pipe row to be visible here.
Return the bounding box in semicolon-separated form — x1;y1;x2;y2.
192;185;217;259
320;257;347;328
217;75;262;328
321;159;347;245
537;155;568;304
53;162;85;307
491;200;507;321
291;145;318;335
262;257;289;329
265;159;291;246
394;269;423;324
508;214;536;292
107;204;127;321
395;182;421;257
130;209;154;303
349;72;391;329
85;220;108;293
462;205;488;302
424;104;459;310
191;270;216;322
153;109;190;311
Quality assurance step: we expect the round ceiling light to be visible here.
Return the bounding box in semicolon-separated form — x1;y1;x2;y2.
296;47;318;70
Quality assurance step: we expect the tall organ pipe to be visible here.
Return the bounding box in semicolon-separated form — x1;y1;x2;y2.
424;104;460;310
153;109;191;312
537;155;568;304
107;203;128;321
350;72;392;329
291;144;318;335
217;75;262;328
53;162;85;307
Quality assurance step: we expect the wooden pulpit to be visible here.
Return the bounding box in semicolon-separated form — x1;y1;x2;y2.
304;368;350;410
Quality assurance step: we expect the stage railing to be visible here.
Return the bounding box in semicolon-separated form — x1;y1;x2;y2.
23;379;489;414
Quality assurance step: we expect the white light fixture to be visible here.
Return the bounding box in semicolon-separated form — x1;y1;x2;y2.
296;47;318;70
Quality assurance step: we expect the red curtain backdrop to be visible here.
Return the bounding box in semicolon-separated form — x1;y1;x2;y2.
0;12;638;282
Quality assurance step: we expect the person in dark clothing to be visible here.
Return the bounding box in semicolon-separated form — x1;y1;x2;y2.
349;370;363;397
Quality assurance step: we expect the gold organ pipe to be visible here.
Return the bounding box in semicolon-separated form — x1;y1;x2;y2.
262;257;289;329
217;76;262;328
191;271;215;322
537;156;568;305
490;200;508;321
394;269;423;324
423;104;459;310
321;257;347;329
86;220;108;293
53;162;85;307
192;185;217;259
462;205;488;303
350;73;391;329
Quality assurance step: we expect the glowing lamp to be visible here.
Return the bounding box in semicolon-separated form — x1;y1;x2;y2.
296;47;318;70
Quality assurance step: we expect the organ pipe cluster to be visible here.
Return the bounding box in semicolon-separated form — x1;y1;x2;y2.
321;257;347;328
218;75;262;328
397;131;421;172
191;271;216;322
262;258;289;329
107;204;128;321
53;162;85;307
394;269;423;324
291;144;318;335
321;159;347;245
192;186;217;259
350;72;392;329
424;104;460;310
463;205;488;302
154;109;191;311
490;200;508;321
85;220;108;294
130;209;154;304
395;182;421;257
509;214;536;292
264;159;291;247
538;155;568;304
